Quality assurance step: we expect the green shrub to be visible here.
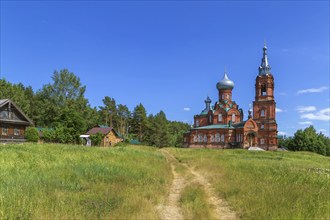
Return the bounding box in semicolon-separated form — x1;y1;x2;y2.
25;127;39;142
90;132;103;146
41;129;55;142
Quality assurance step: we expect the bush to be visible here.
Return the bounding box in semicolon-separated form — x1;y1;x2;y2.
90;132;103;146
41;129;55;143
25;127;39;142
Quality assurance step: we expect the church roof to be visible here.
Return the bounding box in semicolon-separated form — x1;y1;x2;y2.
232;121;246;128
192;124;234;130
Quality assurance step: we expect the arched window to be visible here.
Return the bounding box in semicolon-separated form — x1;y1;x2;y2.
218;114;222;122
211;135;214;142
221;134;225;143
215;133;220;142
261;85;267;96
209;115;212;123
196;120;199;127
260;139;265;145
232;114;236;122
261;110;265;117
261;124;265;129
198;134;203;142
204;135;207;142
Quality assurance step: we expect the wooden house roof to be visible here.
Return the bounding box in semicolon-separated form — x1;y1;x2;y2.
0;99;34;126
86;127;113;135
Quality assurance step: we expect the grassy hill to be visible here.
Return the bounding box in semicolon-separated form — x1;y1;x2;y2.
0;143;329;219
167;148;330;219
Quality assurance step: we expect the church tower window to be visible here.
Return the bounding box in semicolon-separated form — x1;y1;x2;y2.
261;110;265;117
209;115;212;123
232;114;236;122
261;84;267;96
196;120;199;127
218;114;222;122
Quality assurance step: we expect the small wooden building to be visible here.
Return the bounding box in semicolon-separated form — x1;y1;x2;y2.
0;99;34;142
86;126;123;146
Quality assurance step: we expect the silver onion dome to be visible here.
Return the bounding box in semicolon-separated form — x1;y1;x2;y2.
216;72;234;90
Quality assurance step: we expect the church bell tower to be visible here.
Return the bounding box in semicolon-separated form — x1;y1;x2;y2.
253;43;278;150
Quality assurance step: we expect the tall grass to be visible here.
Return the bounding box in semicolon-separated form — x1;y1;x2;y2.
179;182;213;220
1;144;329;219
0;143;172;219
169;148;330;219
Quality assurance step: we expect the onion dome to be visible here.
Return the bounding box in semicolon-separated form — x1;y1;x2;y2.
205;96;212;103
201;96;212;115
216;71;235;90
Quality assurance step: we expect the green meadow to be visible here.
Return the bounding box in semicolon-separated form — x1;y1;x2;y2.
168;148;330;219
0;144;171;219
0;143;329;219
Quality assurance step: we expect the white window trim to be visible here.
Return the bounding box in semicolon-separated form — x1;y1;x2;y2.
14;128;20;136
260;139;265;145
221;134;225;143
2;127;8;135
261;110;265;117
218;114;222;122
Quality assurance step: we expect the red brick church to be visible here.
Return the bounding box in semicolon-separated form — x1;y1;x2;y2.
183;43;278;150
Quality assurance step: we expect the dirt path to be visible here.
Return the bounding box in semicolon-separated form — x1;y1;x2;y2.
158;149;238;220
157;152;186;220
187;166;238;220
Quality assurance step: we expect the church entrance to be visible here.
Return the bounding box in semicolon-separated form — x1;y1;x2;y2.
247;132;256;147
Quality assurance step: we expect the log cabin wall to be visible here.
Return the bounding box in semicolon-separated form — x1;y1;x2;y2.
0;124;27;141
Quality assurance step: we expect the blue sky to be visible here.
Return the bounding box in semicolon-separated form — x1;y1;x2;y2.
1;1;329;137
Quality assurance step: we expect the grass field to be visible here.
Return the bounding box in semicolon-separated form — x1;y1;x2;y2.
0;143;171;219
0;143;329;219
168;148;330;219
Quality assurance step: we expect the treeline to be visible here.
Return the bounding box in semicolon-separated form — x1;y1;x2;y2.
0;69;190;147
279;126;330;156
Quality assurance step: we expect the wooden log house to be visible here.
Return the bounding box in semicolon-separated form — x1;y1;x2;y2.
0;99;34;142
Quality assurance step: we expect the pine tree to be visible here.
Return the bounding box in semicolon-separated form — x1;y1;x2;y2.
131;103;148;142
